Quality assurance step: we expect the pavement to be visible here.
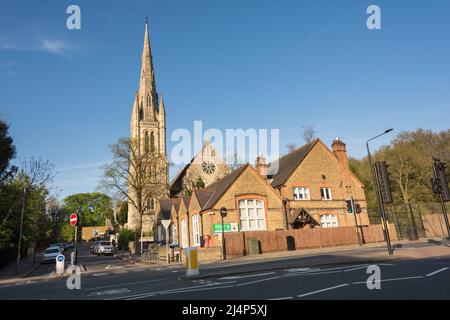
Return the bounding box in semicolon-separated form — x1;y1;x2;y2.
0;238;449;299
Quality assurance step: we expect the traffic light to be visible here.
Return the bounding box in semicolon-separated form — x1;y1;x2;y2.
433;159;450;202
376;161;393;204
355;203;362;214
346;200;353;213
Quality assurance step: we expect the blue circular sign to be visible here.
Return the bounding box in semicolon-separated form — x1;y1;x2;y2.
56;254;65;262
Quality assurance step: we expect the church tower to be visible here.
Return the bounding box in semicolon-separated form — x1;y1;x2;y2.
128;19;169;237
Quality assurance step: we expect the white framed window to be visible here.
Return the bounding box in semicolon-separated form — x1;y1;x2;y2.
293;187;310;200
172;223;178;245
320;214;339;228
320;188;332;200
239;199;266;231
192;214;200;247
181;219;187;248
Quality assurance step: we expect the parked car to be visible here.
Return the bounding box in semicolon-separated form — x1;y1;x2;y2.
63;242;74;250
49;243;64;252
42;246;63;264
95;241;115;256
90;241;99;254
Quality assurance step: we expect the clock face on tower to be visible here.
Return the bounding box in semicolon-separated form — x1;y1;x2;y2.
202;161;216;175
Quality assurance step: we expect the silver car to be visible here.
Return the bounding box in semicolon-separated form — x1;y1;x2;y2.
42;246;63;263
95;241;115;255
49;243;64;252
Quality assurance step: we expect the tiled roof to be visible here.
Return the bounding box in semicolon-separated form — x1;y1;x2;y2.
159;199;174;220
269;139;319;188
199;164;249;211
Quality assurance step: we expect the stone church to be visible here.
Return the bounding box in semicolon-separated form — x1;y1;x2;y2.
170;140;230;198
127;19;169;236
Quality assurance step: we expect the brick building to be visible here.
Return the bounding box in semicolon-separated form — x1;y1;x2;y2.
157;138;369;249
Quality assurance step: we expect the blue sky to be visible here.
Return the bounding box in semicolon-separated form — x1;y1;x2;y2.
1;0;449;198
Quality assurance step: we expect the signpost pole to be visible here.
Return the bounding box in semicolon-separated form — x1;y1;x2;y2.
351;197;362;246
221;214;226;260
74;224;78;265
70;212;79;266
220;207;227;261
161;220;172;265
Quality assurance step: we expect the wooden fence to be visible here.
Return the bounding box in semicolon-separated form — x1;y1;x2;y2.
224;224;397;258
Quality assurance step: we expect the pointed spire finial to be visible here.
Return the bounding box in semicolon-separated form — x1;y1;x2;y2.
146;16;148;24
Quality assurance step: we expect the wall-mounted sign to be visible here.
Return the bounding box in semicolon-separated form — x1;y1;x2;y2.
213;223;239;234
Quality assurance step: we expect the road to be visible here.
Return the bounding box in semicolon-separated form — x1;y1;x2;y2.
0;243;449;300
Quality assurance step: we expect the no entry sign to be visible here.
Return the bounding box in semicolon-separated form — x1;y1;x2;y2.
70;213;78;227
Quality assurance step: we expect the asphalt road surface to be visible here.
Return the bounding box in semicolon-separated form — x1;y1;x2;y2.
0;244;449;300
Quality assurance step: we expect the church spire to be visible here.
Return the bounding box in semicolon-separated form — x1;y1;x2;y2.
139;18;158;120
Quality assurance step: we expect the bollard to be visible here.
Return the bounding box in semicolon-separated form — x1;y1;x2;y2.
70;251;75;265
185;247;200;277
56;254;65;275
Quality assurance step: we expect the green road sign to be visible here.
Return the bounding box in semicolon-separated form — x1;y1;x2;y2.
213;223;239;234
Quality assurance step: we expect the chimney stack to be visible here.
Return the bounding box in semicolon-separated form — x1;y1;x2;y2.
255;155;269;179
331;138;349;172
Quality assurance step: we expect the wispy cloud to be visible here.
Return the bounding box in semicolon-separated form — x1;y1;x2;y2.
41;40;66;55
0;61;16;77
0;38;70;56
0;61;15;69
56;162;107;173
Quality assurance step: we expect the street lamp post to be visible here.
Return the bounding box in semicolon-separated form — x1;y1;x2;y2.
366;129;394;256
15;187;27;275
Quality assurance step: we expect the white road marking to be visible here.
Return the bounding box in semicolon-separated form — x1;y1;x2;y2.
154;285;235;297
282;270;343;277
85;278;164;291
89;288;131;296
352;276;423;285
236;276;280;287
105;281;236;300
111;270;128;274
105;265;123;270
344;265;369;272
219;272;276;280
426;267;449;277
128;269;145;272
268;296;293;301
92;272;108;277
286;268;316;273
297;283;349;298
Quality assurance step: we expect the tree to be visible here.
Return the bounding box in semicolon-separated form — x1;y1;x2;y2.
0;157;55;251
116;201;128;227
302;125;316;144
0;119;17;183
286;143;297;153
99;137;168;243
62;192;114;227
350;128;450;206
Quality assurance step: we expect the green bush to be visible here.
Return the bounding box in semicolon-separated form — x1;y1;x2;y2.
117;229;136;251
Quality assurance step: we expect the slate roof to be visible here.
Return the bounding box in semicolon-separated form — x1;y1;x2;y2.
159;199;174;220
199;164;249;211
269;139;319;188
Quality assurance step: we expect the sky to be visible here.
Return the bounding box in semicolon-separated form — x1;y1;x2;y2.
1;0;449;199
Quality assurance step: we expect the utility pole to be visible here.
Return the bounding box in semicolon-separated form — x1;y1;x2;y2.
15;187;27;275
366;129;394;256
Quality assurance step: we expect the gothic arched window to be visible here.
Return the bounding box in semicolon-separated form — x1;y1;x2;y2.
150;132;155;153
147;197;154;211
144;131;149;153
